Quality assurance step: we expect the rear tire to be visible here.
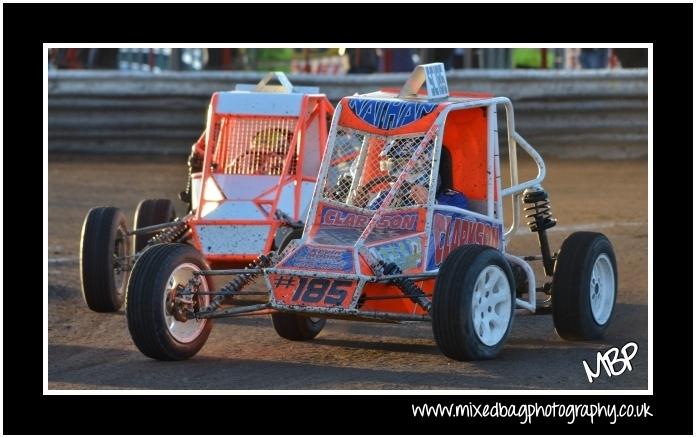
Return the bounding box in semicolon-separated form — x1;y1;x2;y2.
133;199;176;252
272;226;293;251
552;232;617;340
272;314;327;341
271;228;327;341
432;245;515;360
126;243;213;360
80;207;130;312
275;227;303;255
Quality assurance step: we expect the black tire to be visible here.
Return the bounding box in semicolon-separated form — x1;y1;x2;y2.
133;199;176;252
271;228;327;341
271;314;327;342
80;207;130;312
272;226;293;251
126;243;213;360
552;232;617;341
432;245;516;361
275;227;303;255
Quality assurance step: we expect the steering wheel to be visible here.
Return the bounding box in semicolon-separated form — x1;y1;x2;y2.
230;150;285;174
230;128;293;174
352;174;398;207
258;152;286;174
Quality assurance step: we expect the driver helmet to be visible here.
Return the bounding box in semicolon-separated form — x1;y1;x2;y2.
249;127;295;174
251;127;292;153
379;139;429;183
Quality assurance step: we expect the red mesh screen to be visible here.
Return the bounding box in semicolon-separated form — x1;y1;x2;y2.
212;116;298;175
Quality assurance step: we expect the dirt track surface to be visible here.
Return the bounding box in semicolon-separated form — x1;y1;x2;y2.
48;154;648;390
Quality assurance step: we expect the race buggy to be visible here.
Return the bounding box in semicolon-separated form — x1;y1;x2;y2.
126;63;617;361
79;72;334;312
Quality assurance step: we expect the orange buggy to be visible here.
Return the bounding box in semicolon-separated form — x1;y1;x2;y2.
125;64;617;361
79;72;333;312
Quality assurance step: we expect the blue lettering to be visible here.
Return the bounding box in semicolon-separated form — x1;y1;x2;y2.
347;99;437;130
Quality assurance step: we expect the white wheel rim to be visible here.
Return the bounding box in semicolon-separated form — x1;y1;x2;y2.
471;265;512;346
590;254;615;325
163;263;209;343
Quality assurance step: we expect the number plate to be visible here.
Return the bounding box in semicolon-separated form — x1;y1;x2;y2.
423;63;449;99
270;274;356;309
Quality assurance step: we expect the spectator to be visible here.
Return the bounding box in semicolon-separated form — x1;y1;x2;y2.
255;48;293;72
381;48;416;72
579;48;609;69
511;48;554;68
347;48;380;74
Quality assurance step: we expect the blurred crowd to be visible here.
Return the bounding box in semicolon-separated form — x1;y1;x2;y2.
48;48;648;73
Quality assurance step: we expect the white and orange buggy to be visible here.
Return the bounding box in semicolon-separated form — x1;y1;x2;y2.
126;64;617;361
79;72;334;313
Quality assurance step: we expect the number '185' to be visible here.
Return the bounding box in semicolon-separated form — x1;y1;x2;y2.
291;278;351;305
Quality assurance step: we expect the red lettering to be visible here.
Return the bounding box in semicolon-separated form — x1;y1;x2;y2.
474;222;484;245
321;208;377;229
490;225;500;249
433;213;450;265
452;218;463;248
432;213;503;267
334;213;345;226
458;218;468;244
465;220;476;245
389;215;403;229
323;208;337;225
482;224;491;246
401;214;417;230
355;215;368;228
444;218;454;255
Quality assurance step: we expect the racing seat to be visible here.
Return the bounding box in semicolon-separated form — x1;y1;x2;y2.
436;146;469;210
437;146;454;196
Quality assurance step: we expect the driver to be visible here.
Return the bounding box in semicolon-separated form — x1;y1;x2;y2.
235;127;294;175
179;127;295;210
327;138;470;211
354;140;430;210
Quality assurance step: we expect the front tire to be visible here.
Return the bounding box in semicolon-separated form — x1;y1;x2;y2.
432;245;515;360
80;207;130;312
552;232;617;340
126;243;213;360
271;228;327;341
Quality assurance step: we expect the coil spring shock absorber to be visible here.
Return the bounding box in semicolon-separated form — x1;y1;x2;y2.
373;260;432;313
523;186;557;276
198;253;275;314
147;222;189;245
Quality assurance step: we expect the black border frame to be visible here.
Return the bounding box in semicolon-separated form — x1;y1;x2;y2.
21;2;693;435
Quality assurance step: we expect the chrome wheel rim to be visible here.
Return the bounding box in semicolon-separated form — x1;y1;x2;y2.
163;263;209;343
